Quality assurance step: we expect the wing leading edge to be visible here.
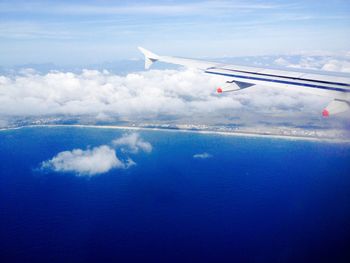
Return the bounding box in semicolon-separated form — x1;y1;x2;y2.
138;47;350;116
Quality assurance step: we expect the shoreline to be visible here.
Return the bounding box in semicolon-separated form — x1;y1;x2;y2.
1;124;349;144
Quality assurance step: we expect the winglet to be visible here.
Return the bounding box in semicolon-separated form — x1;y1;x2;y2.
138;47;160;69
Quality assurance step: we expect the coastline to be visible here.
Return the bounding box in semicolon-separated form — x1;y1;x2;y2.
1;124;349;144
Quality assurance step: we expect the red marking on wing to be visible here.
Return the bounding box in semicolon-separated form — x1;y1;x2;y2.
322;109;329;117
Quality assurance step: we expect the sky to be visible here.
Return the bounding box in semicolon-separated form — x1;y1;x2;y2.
1;0;350;66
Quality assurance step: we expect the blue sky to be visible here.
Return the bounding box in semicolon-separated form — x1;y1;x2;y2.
0;0;350;66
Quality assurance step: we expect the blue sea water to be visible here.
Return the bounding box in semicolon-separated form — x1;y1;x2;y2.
0;127;350;263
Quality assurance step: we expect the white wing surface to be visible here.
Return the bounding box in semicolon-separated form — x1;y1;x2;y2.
138;47;350;116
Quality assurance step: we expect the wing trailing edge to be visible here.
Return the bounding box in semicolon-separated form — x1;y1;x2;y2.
217;81;255;93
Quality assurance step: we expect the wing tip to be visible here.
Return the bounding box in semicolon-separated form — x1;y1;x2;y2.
137;47;159;69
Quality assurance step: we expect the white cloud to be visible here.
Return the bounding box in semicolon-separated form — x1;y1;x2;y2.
321;60;350;73
193;152;213;159
0;69;235;117
113;133;152;153
274;57;289;67
41;145;124;176
41;133;151;176
274;56;350;73
0;67;331;121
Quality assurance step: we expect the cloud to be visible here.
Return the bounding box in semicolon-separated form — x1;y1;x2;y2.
321;60;350;73
274;56;350;73
0;67;331;122
41;145;124;176
0;2;282;16
41;133;151;176
193;152;213;159
113;133;152;153
0;69;238;118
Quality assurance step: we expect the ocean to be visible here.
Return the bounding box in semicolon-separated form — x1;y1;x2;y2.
0;126;349;262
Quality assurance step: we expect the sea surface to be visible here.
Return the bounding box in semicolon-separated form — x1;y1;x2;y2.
0;126;350;263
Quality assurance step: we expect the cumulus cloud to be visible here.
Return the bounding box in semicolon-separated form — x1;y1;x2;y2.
41;145;124;176
113;133;152;153
274;56;350;73
321;60;350;73
41;133;150;176
193;152;213;159
0;69;244;118
0;67;331;122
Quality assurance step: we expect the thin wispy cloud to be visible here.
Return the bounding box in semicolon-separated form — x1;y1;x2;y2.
0;1;284;16
0;22;74;40
1;0;349;64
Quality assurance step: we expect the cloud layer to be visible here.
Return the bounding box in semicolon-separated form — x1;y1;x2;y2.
41;133;151;176
0;66;335;121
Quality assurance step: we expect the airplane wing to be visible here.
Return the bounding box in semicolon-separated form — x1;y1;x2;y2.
138;47;350;117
